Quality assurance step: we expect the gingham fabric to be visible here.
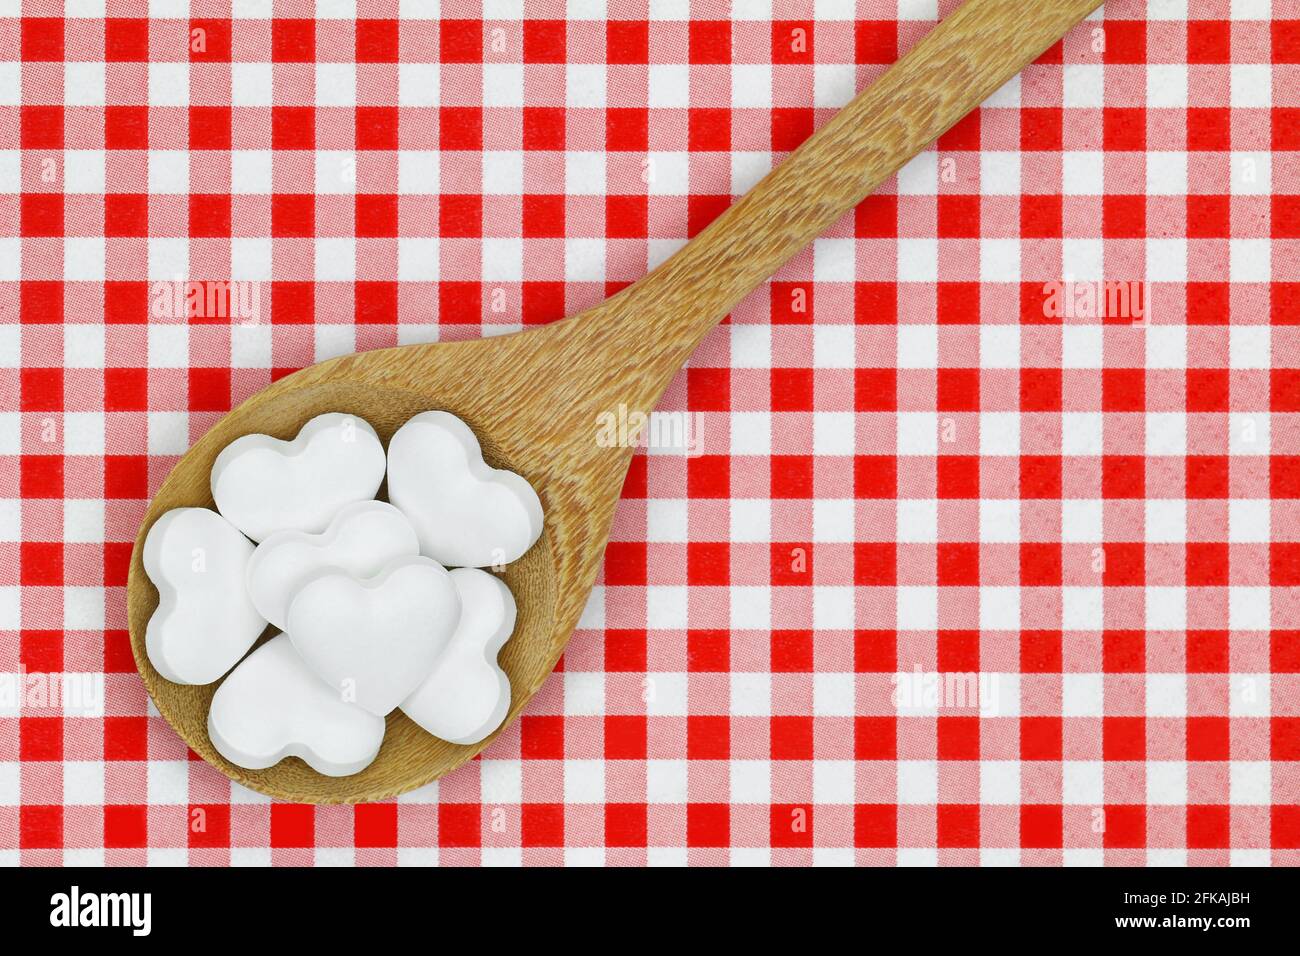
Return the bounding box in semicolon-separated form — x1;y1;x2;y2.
2;0;1299;866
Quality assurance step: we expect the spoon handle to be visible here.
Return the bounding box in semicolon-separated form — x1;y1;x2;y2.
574;0;1104;388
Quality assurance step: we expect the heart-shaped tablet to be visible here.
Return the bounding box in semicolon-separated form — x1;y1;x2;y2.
143;507;266;685
286;555;460;717
401;568;515;745
211;412;386;542
387;410;543;568
245;500;420;632
208;634;385;777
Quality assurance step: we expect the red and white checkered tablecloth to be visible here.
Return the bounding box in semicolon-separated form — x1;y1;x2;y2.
1;0;1299;866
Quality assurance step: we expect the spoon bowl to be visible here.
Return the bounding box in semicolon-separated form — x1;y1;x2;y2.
126;0;1105;802
128;338;615;802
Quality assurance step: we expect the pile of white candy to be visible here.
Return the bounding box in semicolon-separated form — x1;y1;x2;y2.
143;411;543;777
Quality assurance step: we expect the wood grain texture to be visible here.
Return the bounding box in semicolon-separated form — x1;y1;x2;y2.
127;0;1106;803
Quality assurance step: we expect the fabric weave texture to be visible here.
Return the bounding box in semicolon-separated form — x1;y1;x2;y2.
2;0;1299;864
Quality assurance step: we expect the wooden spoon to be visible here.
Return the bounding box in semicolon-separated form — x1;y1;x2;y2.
127;0;1105;803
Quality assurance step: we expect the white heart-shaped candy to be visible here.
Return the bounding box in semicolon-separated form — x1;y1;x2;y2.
401;568;515;745
143;507;266;685
211;412;386;542
387;410;543;568
286;555;460;717
208;634;385;777
245;500;420;632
